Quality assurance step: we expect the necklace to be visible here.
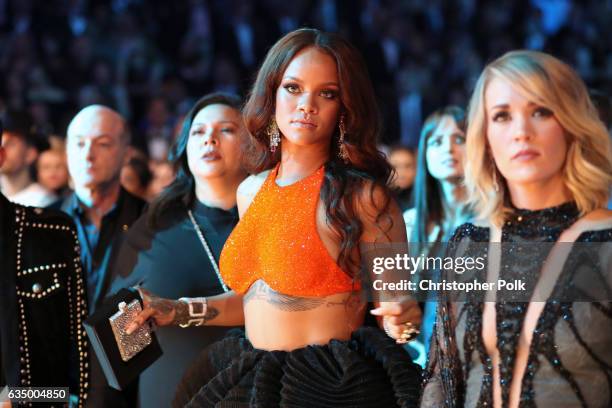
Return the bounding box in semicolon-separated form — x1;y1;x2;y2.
187;209;229;292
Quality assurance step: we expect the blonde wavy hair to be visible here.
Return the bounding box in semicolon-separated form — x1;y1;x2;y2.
465;50;612;226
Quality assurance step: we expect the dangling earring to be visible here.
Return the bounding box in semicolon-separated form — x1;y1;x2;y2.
338;114;349;163
267;118;280;153
493;170;500;193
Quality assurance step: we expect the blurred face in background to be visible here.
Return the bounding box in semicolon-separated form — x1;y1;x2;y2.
186;103;245;182
389;148;416;190
120;154;152;201
66;106;128;191
0;142;5;168
120;164;145;199
0;132;36;176
37;149;69;192
148;160;175;199
425;115;466;182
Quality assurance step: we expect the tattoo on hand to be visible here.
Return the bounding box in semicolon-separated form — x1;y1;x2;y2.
169;300;189;326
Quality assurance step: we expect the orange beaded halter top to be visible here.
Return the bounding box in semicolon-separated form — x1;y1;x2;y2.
219;163;359;297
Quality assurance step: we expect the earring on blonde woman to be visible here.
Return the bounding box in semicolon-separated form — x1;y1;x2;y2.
493;170;500;193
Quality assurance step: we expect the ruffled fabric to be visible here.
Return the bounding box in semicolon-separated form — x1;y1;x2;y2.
174;327;422;408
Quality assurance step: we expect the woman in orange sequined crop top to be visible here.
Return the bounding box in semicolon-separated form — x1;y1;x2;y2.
218;162;359;297
128;28;422;408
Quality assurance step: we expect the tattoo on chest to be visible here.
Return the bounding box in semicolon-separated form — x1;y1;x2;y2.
243;280;358;312
326;294;364;310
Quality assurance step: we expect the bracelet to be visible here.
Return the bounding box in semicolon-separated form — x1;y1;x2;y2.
178;297;208;328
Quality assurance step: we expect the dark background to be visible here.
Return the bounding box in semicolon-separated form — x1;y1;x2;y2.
1;0;610;152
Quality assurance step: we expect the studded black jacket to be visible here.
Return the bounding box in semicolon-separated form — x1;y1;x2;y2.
0;193;89;406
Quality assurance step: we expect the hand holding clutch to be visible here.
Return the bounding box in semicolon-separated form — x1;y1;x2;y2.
109;300;152;362
125;287;205;333
83;288;163;390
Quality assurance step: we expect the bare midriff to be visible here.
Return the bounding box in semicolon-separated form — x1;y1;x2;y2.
243;282;365;351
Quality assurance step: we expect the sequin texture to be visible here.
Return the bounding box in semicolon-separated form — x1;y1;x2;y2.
219;164;357;297
422;202;612;407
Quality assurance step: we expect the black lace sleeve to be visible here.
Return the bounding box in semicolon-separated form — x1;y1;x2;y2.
421;302;462;407
420;223;483;407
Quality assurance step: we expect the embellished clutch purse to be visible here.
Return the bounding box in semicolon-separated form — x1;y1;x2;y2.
84;288;162;390
109;300;152;362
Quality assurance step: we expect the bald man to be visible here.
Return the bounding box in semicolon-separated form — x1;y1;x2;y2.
53;105;145;407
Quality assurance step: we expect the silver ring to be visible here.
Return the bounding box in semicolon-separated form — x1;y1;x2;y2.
382;316;393;337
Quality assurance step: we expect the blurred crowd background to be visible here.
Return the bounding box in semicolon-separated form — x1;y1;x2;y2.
1;0;611;202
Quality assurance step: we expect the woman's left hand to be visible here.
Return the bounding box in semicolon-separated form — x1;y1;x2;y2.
370;297;422;344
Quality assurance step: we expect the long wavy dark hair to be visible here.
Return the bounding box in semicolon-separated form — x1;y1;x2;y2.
147;92;243;228
242;28;392;275
411;106;465;255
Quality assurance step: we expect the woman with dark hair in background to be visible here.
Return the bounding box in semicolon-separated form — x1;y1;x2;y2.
109;92;247;407
120;154;153;201
388;145;416;211
36;146;71;199
127;28;422;407
403;106;471;365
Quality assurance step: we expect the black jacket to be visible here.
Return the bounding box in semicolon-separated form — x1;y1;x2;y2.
54;188;145;408
0;193;89;405
55;188;146;311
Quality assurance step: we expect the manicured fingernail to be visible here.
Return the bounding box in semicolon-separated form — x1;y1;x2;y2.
126;323;136;334
370;308;382;315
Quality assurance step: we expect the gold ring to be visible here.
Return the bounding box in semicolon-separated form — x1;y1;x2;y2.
396;322;420;344
404;322;419;333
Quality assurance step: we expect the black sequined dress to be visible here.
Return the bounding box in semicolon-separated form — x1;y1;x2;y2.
422;203;612;408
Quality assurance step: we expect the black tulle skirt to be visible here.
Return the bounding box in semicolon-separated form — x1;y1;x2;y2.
173;327;422;408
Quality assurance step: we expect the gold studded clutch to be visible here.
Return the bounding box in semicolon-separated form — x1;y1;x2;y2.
108;300;152;362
